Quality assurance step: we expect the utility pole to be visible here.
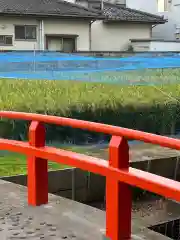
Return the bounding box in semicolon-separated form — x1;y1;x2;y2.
101;0;104;11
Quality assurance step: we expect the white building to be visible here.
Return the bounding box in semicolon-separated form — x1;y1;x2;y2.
0;0;103;51
126;0;180;41
76;0;166;51
0;0;166;52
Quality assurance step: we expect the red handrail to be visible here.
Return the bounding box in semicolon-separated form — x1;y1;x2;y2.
0;138;179;200
1;111;180;149
0;111;180;240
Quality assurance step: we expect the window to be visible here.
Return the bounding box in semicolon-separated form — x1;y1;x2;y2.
15;25;37;40
0;35;13;46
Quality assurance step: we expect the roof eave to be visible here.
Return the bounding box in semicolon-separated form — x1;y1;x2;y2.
0;12;105;20
103;19;167;24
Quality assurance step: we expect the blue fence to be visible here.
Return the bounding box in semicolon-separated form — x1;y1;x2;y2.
1;51;180;84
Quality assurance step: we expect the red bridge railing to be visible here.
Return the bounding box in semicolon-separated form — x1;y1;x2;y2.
0;111;180;240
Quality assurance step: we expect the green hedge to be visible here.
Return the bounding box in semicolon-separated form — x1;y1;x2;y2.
0;74;180;143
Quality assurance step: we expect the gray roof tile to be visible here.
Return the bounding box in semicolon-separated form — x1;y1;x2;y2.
0;0;103;19
89;1;166;23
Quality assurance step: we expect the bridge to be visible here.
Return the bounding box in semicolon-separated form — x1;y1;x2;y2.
0;111;180;240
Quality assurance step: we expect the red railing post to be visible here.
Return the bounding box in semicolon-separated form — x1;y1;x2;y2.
28;121;48;206
106;136;131;240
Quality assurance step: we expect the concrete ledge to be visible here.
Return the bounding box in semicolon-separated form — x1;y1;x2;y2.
1;168;105;202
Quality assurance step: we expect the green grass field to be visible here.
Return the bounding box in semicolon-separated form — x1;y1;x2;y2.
0;144;105;176
0;152;66;176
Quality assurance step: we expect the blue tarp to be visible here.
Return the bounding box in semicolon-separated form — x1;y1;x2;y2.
0;51;180;84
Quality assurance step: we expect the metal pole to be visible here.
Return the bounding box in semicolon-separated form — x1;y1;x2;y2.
33;44;36;72
41;20;45;51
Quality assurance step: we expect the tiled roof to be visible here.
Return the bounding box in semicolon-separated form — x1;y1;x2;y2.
88;2;166;23
0;0;103;19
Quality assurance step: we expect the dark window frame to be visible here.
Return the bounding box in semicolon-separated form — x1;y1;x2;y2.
0;35;13;46
14;25;37;41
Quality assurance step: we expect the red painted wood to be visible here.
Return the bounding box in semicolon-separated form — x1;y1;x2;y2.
28;121;48;206
1;111;180;150
1;111;180;240
106;136;131;240
0;138;180;202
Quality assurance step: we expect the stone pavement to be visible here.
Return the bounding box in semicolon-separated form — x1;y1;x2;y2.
0;180;172;240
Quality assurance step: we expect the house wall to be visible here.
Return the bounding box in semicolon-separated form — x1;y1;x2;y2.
44;19;90;51
91;22;152;51
0;16;39;50
0;16;90;51
126;0;180;41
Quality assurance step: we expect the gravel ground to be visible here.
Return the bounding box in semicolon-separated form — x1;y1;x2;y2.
88;195;180;228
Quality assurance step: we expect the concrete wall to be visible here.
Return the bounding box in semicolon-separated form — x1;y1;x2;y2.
131;40;180;51
150;40;180;50
1;168;105;203
131;41;151;51
75;50;180;57
91;22;152;51
0;16;90;51
2;154;179;203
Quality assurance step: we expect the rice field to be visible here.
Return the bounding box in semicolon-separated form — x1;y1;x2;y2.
1;68;180;113
1;67;180;177
1;68;180;137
